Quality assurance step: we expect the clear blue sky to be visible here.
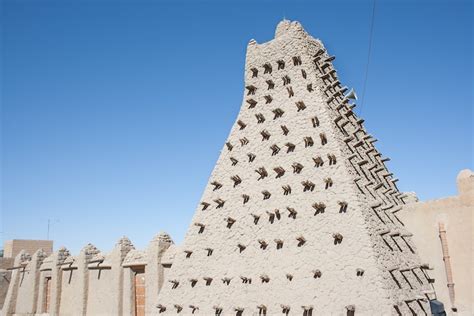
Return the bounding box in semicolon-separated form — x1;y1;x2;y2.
1;0;472;254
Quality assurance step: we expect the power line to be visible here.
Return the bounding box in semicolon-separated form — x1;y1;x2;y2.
359;0;377;116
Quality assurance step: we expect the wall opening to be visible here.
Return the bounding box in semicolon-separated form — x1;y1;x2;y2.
43;276;52;313
132;266;146;316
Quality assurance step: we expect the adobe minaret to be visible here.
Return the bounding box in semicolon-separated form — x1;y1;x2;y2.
156;20;432;315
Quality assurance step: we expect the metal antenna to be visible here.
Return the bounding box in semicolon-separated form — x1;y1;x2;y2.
47;218;59;240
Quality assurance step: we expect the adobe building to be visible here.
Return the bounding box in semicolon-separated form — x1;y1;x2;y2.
1;234;174;316
400;169;473;314
0;258;14;310
3;240;53;259
0;240;53;310
154;19;432;315
1;21;472;316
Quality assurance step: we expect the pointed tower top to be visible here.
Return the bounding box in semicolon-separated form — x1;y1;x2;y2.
152;231;173;243
275;19;306;38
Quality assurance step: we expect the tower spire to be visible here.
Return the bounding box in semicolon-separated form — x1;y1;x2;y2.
156;21;432;315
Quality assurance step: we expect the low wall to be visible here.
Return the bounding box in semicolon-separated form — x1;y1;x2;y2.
1;233;174;316
0;258;14;309
400;169;473;315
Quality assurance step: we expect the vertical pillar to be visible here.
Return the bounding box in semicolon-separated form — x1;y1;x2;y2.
1;251;31;316
114;237;134;315
145;232;173;314
50;247;70;316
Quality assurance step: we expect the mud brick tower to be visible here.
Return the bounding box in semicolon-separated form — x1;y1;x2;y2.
156;20;432;315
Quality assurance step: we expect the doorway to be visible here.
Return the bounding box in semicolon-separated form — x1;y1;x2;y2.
43;277;52;313
132;267;145;316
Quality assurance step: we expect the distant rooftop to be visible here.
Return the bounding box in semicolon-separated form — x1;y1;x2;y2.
3;239;53;258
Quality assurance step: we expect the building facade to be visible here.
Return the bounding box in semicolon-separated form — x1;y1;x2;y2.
400;169;473;314
0;240;53;310
2;21;472;316
154;19;431;315
3;240;53;259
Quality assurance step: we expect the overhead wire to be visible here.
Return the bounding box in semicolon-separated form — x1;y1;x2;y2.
359;0;377;116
